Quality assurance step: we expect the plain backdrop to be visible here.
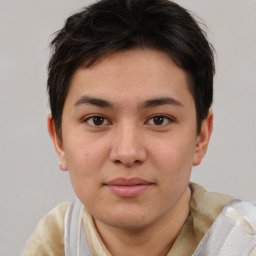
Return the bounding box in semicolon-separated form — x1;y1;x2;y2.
0;0;255;255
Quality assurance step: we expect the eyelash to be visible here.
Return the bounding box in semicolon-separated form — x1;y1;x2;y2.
83;115;111;127
146;114;174;126
82;114;174;127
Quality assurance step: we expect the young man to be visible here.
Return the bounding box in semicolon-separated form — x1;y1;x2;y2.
23;0;256;255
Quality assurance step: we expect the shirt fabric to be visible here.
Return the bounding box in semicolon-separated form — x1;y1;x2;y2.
22;183;233;256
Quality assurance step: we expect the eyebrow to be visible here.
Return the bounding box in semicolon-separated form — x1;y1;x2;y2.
141;97;184;108
74;96;113;108
74;96;183;109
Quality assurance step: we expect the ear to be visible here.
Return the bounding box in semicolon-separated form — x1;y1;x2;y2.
47;114;68;171
193;110;213;166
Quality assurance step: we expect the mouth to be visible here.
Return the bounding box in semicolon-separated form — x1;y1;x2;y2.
104;177;154;197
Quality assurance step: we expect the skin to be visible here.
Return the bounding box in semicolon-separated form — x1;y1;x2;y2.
48;49;213;256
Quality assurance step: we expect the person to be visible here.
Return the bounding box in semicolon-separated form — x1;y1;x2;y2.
22;0;256;255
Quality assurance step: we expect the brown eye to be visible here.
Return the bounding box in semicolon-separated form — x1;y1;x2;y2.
147;115;172;126
153;116;165;125
84;115;110;126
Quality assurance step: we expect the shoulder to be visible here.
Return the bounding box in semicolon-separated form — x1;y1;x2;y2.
190;183;234;217
189;183;234;235
190;185;256;255
22;202;69;256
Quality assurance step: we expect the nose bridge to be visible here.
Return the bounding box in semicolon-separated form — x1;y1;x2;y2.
110;120;146;166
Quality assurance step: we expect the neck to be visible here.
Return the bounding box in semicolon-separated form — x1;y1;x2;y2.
94;187;191;256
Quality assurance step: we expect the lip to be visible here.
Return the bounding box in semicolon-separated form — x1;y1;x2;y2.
104;177;154;197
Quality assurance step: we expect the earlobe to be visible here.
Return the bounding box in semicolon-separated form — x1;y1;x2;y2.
193;110;213;166
47;114;68;171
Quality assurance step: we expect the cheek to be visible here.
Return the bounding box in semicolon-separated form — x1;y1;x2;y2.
153;136;196;167
149;134;196;189
64;140;106;202
62;135;113;199
154;137;195;196
65;145;105;174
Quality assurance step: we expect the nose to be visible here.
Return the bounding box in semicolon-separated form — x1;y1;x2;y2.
109;122;147;167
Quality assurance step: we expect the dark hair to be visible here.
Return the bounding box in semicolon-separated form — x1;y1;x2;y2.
48;0;215;138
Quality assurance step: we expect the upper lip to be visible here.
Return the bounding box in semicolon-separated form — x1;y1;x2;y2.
105;177;153;186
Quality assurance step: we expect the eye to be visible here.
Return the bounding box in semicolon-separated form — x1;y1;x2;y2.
83;115;110;127
146;115;173;126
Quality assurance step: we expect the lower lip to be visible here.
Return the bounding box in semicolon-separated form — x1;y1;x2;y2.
105;184;152;197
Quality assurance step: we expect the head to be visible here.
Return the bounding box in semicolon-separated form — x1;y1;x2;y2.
48;0;215;139
47;0;214;239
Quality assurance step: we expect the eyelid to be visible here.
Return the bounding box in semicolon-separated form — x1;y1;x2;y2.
82;114;112;126
145;114;175;126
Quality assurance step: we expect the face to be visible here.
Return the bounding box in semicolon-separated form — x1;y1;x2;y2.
48;49;212;231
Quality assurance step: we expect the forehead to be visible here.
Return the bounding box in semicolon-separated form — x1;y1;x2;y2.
66;49;193;107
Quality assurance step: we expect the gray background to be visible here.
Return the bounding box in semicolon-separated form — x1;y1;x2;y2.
0;0;255;255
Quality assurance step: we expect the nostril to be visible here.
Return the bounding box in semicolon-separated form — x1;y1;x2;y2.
113;159;142;167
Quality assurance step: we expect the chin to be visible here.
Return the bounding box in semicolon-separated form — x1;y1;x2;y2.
94;207;160;231
103;217;151;230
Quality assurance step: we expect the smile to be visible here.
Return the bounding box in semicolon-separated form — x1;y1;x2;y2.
104;177;154;197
